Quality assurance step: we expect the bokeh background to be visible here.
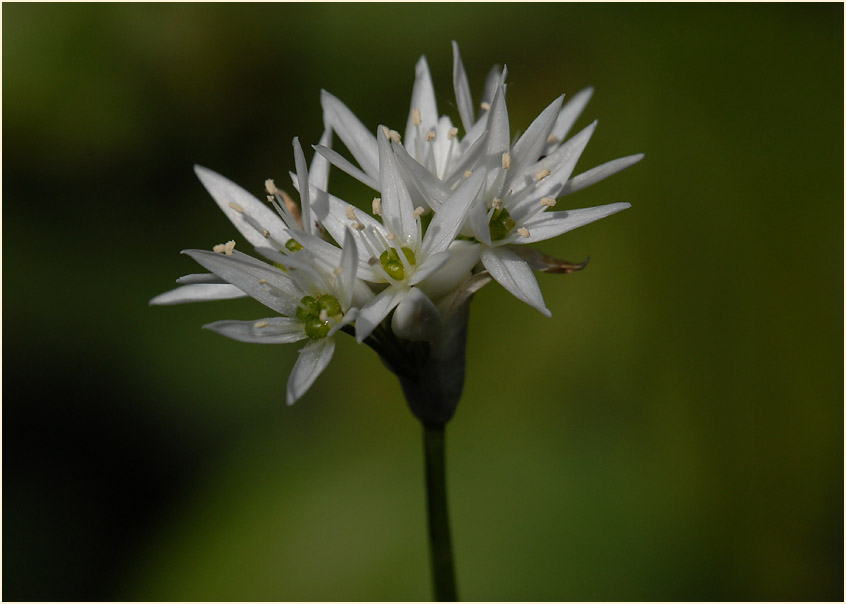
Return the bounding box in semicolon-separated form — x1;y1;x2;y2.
3;3;843;601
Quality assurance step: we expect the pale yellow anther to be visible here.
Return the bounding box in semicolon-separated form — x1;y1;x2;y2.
213;243;226;254
517;227;531;238
425;129;436;142
413;207;425;219
228;201;244;213
412;108;422;127
372;197;382;216
492;197;503;209
480;101;491;111
540;197;557;208
386;233;395;241
381;125;391;138
535;168;551;181
262;229;270;238
258;279;267;285
448;127;458;140
353;222;365;231
333;267;343;276
389;129;402;143
224;240;236;255
464;170;473;179
265;179;278;195
346;205;356;220
254;321;269;328
501;152;512;169
547;134;559;144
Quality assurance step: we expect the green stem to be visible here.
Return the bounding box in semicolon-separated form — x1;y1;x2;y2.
424;423;458;601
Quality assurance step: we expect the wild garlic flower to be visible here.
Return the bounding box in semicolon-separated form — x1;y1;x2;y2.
317;42;642;316
151;138;371;404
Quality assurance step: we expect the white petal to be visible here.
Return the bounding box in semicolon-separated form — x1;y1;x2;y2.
378;127;417;245
392;140;452;210
391;287;442;342
421;168;484;257
287;338;335;405
309;186;385;262
182;249;302;316
149;283;247;305
509;94;564;179
204;317;307;344
452;41;474;134
519;202;631;243
313;144;380;191
321;90;379;181
481;246;550;317
544;87;594;155
559;154;645;196
336;228;359;310
309;128;333;191
408;251;451;286
481;64;501;107
175;273;225;285
404;55;439;153
415;240;482;301
293;137;313;236
193;165;289;261
484;84;510;193
466;197;492;246
355;285;408;342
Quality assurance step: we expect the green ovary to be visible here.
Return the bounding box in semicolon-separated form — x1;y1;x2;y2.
285;238;303;252
379;246;416;281
489;207;516;241
296;294;343;339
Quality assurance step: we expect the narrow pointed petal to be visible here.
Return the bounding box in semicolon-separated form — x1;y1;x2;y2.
484;84;510;193
452;41;475;134
194;165;289;258
182;249;302;316
510;94;564;178
309;128;333;191
559;154;645;196
293;137;313;236
466;197;492;245
393;140;452;210
481;64;501;107
321;90;379;181
408;250;451;286
519;202;631;243
421;168;484;256
415;240;482;301
149;283;247;305
336;228;359;310
176;273;226;285
309;186;385;261
544;86;594;154
391;287;442;342
404;55;439;151
481;246;551;317
378;127;417;245
287;338;336;404
313;144;380;191
355;286;408;342
204;317;307;344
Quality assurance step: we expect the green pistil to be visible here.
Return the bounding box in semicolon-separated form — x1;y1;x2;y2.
285;238;303;252
297;294;342;339
489;207;516;241
379;246;416;281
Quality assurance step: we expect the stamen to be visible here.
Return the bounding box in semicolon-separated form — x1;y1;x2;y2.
480;101;491;111
492;197;503;210
412;108;422;127
224;240;236;255
535;168;551;181
254;321;269;328
501;152;512;169
228;201;244;213
258;279;267;285
213;243;225;254
279;190;302;228
346;205;356;220
333;267;343;276
448;127;458;140
386;233;395;241
389;129;402;143
352;221;365;231
425;129;436;142
372;197;382;216
413;207;425;219
517;227;531;238
381;125;391;138
540;197;557;207
464;170;473;179
262;229;270;238
547;134;559;144
265;179;278;195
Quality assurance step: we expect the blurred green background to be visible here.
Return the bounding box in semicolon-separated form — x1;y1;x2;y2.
3;3;842;601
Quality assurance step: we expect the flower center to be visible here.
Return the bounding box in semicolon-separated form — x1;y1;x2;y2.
379;246;416;281
296;294;343;339
489;207;516;241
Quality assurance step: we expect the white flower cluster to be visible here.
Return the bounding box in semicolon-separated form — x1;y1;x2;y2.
151;43;642;405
